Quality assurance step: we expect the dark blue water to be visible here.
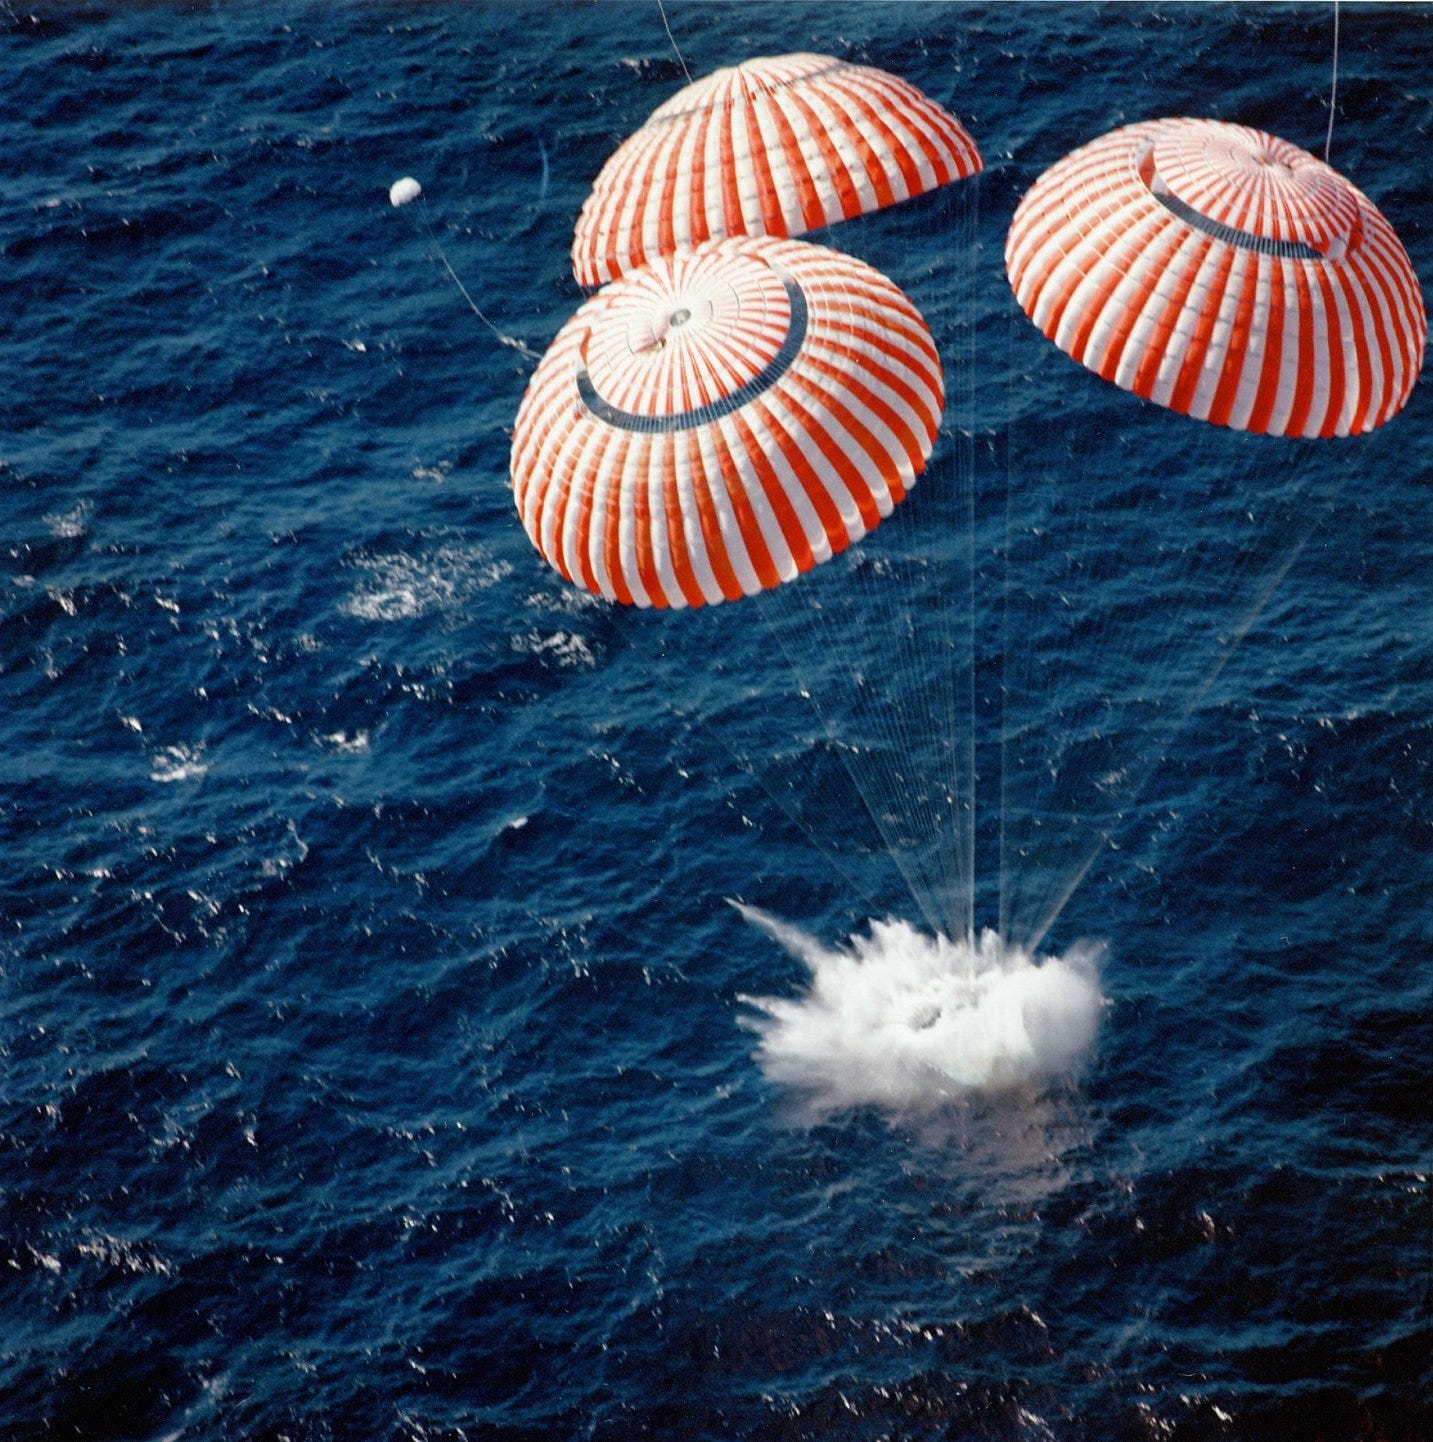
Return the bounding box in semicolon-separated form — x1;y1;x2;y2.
3;4;1430;1438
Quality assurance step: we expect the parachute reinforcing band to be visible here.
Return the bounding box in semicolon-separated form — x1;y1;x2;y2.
575;273;810;434
1138;150;1330;261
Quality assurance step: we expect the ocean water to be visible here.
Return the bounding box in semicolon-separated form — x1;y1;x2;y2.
2;3;1430;1439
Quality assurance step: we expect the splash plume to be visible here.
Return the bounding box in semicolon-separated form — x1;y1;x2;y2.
735;903;1104;1115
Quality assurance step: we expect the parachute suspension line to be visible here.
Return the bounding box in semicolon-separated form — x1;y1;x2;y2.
1324;0;1341;164
832;237;961;937
665;659;895;926
892;178;984;941
792;503;962;932
1023;495;1326;955
995;356;1211;947
954;177;982;942
766;542;957;934
908;173;983;941
409;200;542;362
756;584;950;938
870;183;983;941
996;298;1016;948
655;0;692;84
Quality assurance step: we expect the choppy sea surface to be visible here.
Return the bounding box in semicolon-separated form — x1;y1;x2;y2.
3;4;1430;1439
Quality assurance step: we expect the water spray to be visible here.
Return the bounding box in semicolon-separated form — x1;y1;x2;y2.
733;902;1104;1115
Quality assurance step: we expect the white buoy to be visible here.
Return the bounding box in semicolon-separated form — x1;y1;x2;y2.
389;176;422;208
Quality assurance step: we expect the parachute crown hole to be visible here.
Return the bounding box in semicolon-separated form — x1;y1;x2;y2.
629;302;700;356
1246;147;1295;180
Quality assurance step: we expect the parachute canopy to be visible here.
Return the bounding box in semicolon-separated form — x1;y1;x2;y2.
1005;117;1426;437
511;234;945;609
572;53;982;288
389;176;422;208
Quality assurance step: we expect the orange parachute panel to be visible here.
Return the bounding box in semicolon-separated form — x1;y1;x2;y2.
573;54;982;288
1004;117;1426;438
512;235;945;608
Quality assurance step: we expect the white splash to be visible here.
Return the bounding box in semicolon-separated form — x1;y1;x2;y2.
510;628;596;669
736;904;1104;1113
150;744;208;784
317;729;369;754
340;544;512;622
43;500;93;539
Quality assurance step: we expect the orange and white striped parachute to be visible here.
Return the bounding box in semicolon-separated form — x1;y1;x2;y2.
572;53;982;289
1005;117;1426;438
511;235;944;609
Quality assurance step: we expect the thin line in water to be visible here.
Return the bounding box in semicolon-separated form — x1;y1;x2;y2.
408;202;542;363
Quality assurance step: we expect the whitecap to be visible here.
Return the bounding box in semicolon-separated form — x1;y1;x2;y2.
150;744;208;784
510;629;596;668
76;1232;174;1278
523;587;604;616
43;500;93;539
317;729;369;754
341;544;512;621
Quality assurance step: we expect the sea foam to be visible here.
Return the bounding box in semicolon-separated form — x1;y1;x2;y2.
736;904;1104;1114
